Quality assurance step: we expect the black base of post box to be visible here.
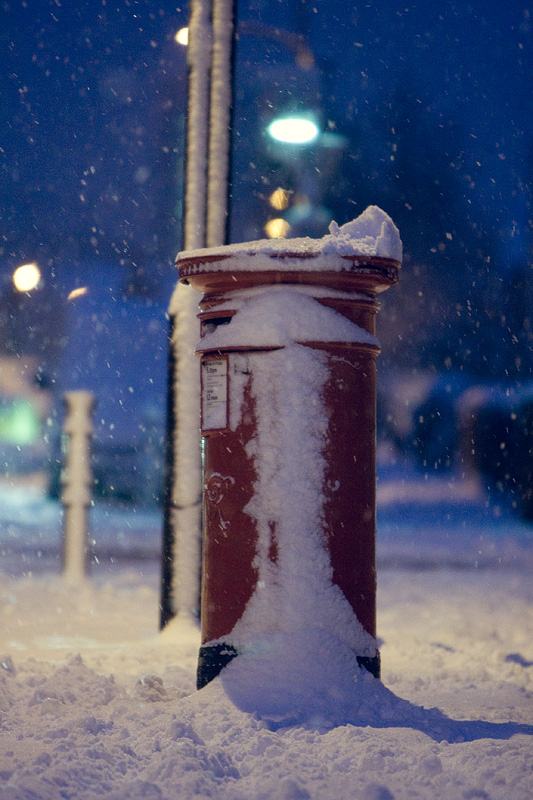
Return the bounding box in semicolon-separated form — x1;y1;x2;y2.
357;653;381;680
196;644;381;690
197;644;239;690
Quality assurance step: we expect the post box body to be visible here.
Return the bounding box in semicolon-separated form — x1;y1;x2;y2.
200;365;258;642
320;343;378;641
177;252;400;688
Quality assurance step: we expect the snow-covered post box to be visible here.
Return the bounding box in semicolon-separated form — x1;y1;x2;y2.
177;207;401;689
61;390;95;584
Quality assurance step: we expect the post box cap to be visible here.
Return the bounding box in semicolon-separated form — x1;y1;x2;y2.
177;206;401;295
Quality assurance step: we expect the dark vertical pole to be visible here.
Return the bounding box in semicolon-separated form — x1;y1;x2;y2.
159;317;177;628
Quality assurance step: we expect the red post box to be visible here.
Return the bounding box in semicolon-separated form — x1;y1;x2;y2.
177;208;401;689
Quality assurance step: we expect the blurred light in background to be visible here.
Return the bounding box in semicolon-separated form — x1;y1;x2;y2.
12;263;41;293
175;27;189;46
269;188;290;211
0;400;40;446
264;218;291;238
67;287;88;301
267;116;319;145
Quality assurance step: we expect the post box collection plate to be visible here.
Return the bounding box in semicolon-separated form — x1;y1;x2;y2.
201;354;229;432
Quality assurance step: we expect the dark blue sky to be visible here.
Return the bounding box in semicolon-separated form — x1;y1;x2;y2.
1;1;189;295
1;0;531;376
2;1;530;265
231;0;531;265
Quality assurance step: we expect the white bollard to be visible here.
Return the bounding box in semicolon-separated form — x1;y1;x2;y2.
61;390;95;584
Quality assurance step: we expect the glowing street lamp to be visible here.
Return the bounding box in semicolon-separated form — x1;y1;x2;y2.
175;27;189;46
267;115;320;145
13;263;41;292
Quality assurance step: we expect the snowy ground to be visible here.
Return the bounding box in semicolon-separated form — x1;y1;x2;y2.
0;461;532;800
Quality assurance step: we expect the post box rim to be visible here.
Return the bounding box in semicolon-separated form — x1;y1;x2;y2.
195;341;381;357
177;254;400;295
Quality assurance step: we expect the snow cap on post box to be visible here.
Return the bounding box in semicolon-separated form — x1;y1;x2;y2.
324;205;402;260
176;205;401;295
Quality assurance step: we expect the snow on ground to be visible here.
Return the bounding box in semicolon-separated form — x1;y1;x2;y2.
0;464;532;800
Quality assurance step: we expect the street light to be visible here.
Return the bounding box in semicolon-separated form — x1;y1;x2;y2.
175;27;189;46
12;263;41;292
267;115;320;145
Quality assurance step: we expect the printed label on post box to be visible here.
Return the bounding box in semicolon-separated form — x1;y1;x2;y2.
202;357;228;431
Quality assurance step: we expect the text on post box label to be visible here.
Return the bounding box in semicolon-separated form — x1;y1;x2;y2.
201;357;228;431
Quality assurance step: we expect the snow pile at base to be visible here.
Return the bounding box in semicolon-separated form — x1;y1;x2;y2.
199;287;379;350
218;628;447;733
218;625;532;742
178;205;402;267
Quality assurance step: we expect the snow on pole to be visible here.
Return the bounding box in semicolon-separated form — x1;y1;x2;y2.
61;390;95;585
183;0;213;251
206;0;235;248
161;0;236;625
162;282;204;623
161;0;214;626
